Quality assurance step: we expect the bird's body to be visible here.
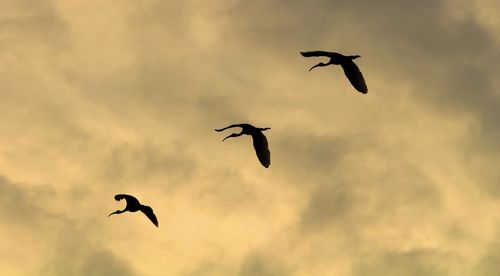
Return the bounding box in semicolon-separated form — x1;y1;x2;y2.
108;194;159;227
300;51;368;94
215;123;271;168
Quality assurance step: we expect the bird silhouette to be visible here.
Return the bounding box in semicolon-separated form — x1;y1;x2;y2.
215;123;271;168
108;194;159;227
300;51;368;94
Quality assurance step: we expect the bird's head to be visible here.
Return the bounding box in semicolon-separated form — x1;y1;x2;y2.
260;127;271;131
309;62;326;71
350;55;361;59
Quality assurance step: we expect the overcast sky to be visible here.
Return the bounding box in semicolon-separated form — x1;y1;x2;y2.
1;0;499;275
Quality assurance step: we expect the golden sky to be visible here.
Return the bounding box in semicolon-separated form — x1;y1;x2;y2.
1;0;500;275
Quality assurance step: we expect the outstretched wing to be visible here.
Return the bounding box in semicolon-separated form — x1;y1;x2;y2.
251;132;271;168
114;194;140;205
140;205;159;227
215;124;247;132
340;60;368;94
300;51;338;58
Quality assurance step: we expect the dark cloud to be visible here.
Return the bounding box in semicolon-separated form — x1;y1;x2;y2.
273;129;358;183
238;253;290;276
97;141;198;190
353;249;451;276
193;167;261;213
43;245;136;276
0;0;69;50
299;144;441;233
350;1;500;153
197;95;249;127
34;196;136;276
0;175;56;225
127;0;190;46
183;262;227;276
300;181;363;232
225;0;500;207
80;250;136;276
0;175;135;275
223;0;500;150
410;20;500;150
474;238;500;276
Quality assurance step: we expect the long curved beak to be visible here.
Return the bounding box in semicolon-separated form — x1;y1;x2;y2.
223;133;239;141
108;210;119;217
309;63;322;71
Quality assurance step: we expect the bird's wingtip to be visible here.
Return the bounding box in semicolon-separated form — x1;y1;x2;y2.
355;86;368;94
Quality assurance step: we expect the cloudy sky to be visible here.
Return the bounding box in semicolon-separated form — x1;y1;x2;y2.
1;0;499;275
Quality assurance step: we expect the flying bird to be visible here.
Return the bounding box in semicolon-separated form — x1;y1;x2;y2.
300;51;368;94
108;194;159;227
215;123;271;168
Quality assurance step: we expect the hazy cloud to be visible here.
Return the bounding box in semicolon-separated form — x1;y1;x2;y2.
0;175;56;225
353;249;451;276
238;253;290;276
0;0;499;275
474;237;500;276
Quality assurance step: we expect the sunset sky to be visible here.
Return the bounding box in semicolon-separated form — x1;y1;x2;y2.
1;0;500;275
